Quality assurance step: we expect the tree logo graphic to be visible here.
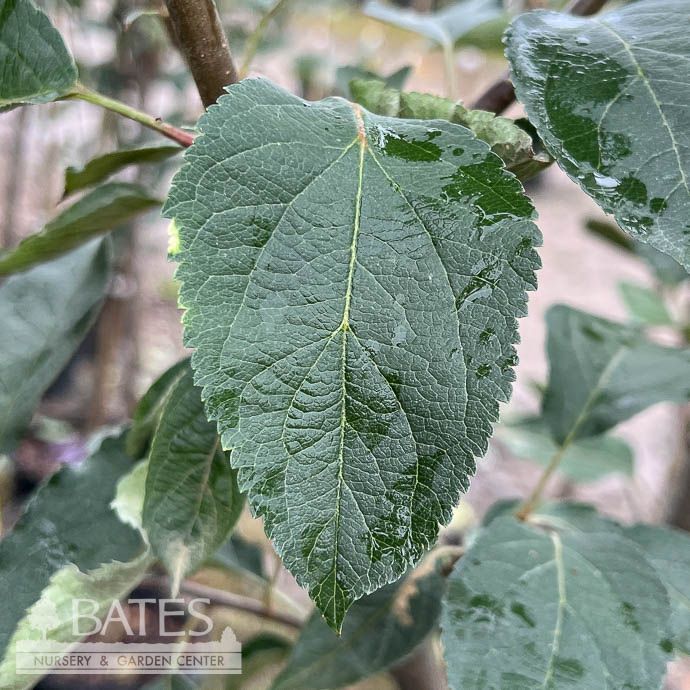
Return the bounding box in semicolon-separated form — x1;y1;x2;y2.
26;599;60;640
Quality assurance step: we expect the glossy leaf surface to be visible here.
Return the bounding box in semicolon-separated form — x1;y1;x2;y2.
0;183;159;275
143;365;243;592
442;515;671;689
542;305;690;444
165;78;540;629
507;0;690;268
0;241;111;452
0;0;77;105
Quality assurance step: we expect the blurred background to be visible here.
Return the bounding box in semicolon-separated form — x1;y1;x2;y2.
1;0;689;687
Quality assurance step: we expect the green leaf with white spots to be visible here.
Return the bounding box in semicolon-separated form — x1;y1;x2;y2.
164;78;540;631
143;364;243;593
441;515;672;689
0;0;77;106
506;0;690;269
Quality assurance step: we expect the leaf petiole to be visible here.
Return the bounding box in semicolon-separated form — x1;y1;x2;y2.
62;84;195;148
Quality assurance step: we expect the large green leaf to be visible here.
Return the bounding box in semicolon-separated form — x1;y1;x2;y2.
0;183;159;276
274;548;453;690
0;240;111;452
625;524;690;656
0;0;77;106
441;515;672;689
349;79;551;179
143;364;243;593
64;145;181;197
364;0;504;46
506;0;690;269
165;78;540;630
0;432;149;685
542;305;690;444
497;416;633;483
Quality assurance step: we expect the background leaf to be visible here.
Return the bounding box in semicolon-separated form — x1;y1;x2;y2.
165;78;540;630
64;145;181;197
441;515;672;689
506;0;690;268
142;364;243;594
497;416;633;483
0;183;160;275
274;549;453;690
625;524;690;655
364;0;504;47
618;281;673;326
542;305;690;444
0;240;111;452
0;432;148;683
0;0;77;106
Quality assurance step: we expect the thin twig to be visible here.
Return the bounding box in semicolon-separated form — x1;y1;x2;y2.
239;0;292;79
472;0;611;114
163;0;237;107
142;576;305;630
515;444;570;521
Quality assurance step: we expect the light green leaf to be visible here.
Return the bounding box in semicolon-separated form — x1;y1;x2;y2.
506;0;690;269
618;281;673;326
165;78;540;630
143;365;243;594
497;416;633;483
349;79;550;178
64;145;181;197
0;183;160;276
335;64;411;100
0;432;150;687
625;524;690;655
364;0;504;46
441;515;672;689
126;357;189;457
0;240;111;453
274;549;453;690
0;0;77;106
542;305;690;444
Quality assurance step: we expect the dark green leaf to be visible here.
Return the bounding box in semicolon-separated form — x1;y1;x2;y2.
165;78;540;630
143;365;243;592
542;305;690;444
349;79;550;178
625;524;690;655
126;357;189;457
0;183;159;276
497;416;633;483
0;433;147;673
442;515;671;689
0;0;77;106
506;0;690;268
212;534;264;578
64;145;181;197
274;549;451;689
0;240;111;452
364;0;504;46
618;281;673;326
